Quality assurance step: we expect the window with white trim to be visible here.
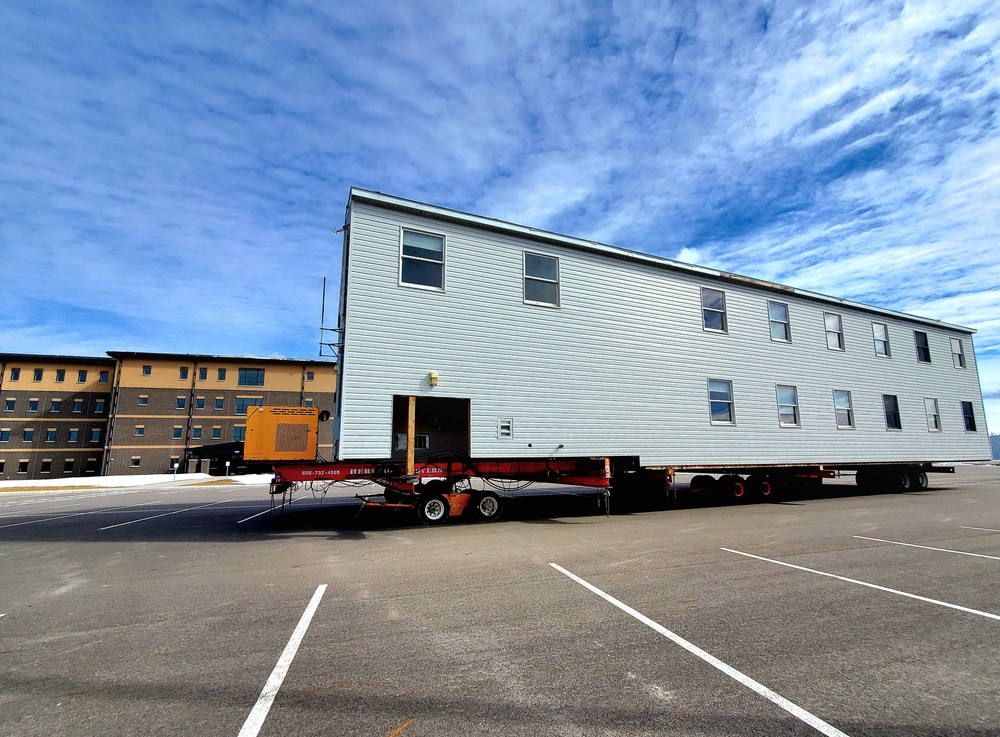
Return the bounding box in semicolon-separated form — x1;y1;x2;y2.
775;385;799;427
872;322;890;357
824;313;844;350
497;418;513;438
701;288;727;332
708;379;735;424
523;252;560;306
768;301;790;341
400;229;444;289
924;398;941;431
962;401;977;432
951;338;965;368
883;394;902;430
914;331;931;363
833;390;854;429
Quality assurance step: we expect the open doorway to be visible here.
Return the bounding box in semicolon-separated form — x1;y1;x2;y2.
392;396;470;460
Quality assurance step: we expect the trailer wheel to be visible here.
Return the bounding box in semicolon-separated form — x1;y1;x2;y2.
417;495;449;525
747;475;774;501
689;474;714;492
472;491;503;522
911;470;929;490
890;469;912;493
718;474;745;501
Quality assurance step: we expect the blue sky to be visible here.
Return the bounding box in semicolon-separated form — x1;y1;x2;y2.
2;1;999;431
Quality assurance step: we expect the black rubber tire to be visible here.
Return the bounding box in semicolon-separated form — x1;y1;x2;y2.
746;474;774;501
719;474;746;500
689;474;714;492
417;494;449;525
472;491;503;522
911;470;929;490
894;469;913;493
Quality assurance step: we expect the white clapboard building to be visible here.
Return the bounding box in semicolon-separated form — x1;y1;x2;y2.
332;188;990;473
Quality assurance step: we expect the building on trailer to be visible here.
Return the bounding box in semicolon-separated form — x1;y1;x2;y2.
332;188;991;476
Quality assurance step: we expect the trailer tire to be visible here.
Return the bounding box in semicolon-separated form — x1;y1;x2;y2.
718;474;745;501
689;474;714;492
890;469;912;493
472;491;503;522
417;494;450;525
911;470;929;490
747;475;774;501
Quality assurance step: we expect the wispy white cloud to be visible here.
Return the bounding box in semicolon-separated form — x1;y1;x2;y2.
2;0;999;430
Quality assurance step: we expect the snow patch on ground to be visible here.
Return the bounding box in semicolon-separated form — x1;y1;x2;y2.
0;472;273;490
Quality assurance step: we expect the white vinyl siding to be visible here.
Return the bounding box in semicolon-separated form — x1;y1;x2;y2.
335;194;991;466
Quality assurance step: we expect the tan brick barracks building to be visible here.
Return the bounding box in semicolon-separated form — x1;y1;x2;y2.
0;352;336;481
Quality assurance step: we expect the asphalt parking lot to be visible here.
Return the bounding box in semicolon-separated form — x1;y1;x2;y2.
2;466;999;737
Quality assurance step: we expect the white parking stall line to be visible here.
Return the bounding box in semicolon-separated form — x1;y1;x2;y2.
855;535;1000;561
98;498;232;530
237;509;272;524
959;526;1000;533
722;548;1000;622
238;584;327;737
549;563;851;737
0;500;161;529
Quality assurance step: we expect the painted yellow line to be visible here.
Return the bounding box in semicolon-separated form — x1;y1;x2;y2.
388;717;416;736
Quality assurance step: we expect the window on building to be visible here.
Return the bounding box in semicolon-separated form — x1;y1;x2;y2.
211;426;222;440
951;338;965;368
701;288;728;332
46;429;56;442
218;368;227;381
883;394;902;430
915;331;931;363
400;229;445;288
824;313;844;350
94;399;105;413
523;252;560;306
924;398;941;431
78;370;88;383
176;397;186;409
9;367;20;381
130;457;141;468
872;322;890;357
196;397;205;410
68;428;79;442
138;395;148;406
85;458;98;473
90;428;100;442
179;366;189;380
0;460;5;473
235;397;264;415
18;460;29;474
192;426;202;440
3;399;14;411
306;371;314;381
774;385;799;427
708;379;735;424
51;399;61;412
497;418;514;438
834;391;854;429
198;367;207;380
23;429;34;442
99;370;109;384
33;368;43;381
134;426;144;437
233;425;246;442
64;458;74;473
55;369;65;382
304;398;314;408
215;397;224;410
768;301;790;342
0;429;9;442
414;433;431;451
73;399;83;412
40;459;52;473
142;365;152;376
962;401;977;432
238;368;265;387
172;426;183;440
28;399;39;412
170;456;180;470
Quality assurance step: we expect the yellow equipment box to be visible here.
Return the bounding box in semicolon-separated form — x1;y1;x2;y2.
244;406;318;462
